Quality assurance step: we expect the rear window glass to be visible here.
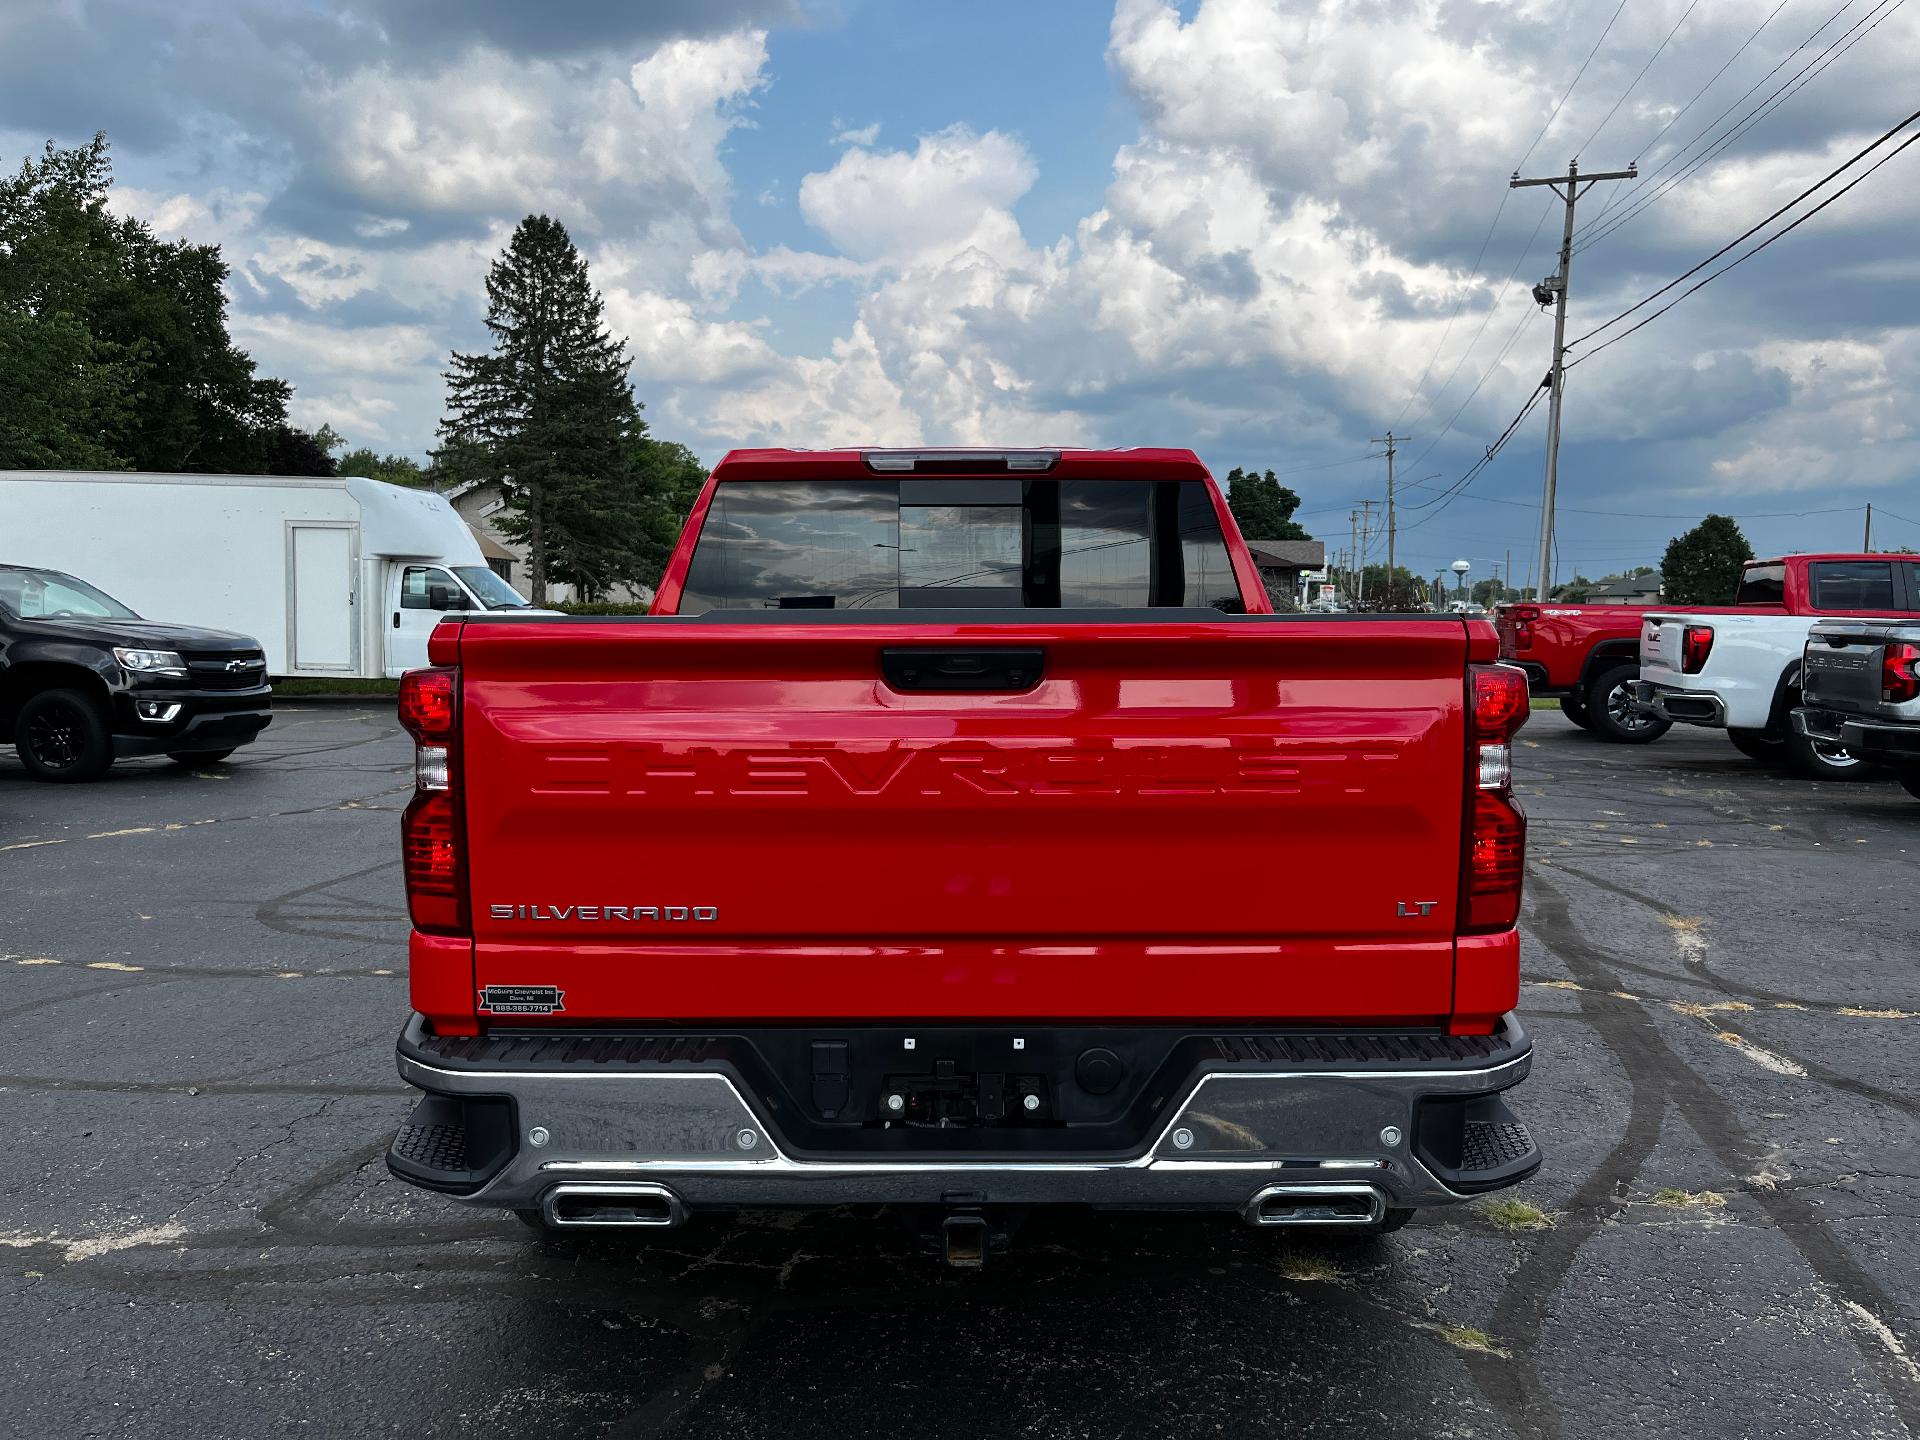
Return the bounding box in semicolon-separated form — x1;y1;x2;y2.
1811;561;1896;611
1734;564;1785;606
678;479;1242;613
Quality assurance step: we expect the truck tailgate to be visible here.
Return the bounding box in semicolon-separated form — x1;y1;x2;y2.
452;617;1473;1024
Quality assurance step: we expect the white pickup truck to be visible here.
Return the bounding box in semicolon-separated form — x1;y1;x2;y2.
1793;620;1920;802
1633;553;1920;779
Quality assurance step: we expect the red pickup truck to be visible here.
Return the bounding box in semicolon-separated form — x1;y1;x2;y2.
385;447;1539;1263
1495;601;1672;743
1497;556;1868;745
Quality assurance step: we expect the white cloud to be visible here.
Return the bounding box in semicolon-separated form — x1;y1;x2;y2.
799;124;1037;267
831;120;881;147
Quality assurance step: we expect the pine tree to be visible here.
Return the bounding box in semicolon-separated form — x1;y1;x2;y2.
439;216;645;602
1662;514;1754;604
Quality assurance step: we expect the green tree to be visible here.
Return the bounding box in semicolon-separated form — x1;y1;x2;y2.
338;446;428;488
1662;515;1753;603
0;134;294;472
631;436;708;588
1224;466;1311;541
439;215;646;602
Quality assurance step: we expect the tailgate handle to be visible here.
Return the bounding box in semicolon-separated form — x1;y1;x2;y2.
881;647;1045;693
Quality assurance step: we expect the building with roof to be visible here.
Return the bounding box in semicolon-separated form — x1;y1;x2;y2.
1242;538;1327;605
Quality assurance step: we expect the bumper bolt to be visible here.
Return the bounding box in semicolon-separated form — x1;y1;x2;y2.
1022;1093;1041;1113
1379;1125;1404;1148
527;1126;550;1148
885;1093;905;1114
735;1127;759;1151
1171;1127;1195;1151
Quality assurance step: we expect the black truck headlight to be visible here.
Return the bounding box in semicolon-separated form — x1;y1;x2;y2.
113;647;188;678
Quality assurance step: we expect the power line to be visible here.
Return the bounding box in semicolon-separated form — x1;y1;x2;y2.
1399;383;1551;531
1568;125;1920;367
1516;0;1634;174
1401;294;1546;473
1399;200;1556;448
1576;0;1874;252
1583;0;1795;233
1389;201;1515;428
1390;0;1631;429
1576;0;1906;255
1571;104;1920;350
1627;0;1794;161
1575;0;1704;156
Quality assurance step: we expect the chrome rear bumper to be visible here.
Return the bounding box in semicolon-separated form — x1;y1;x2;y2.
388;1014;1539;1216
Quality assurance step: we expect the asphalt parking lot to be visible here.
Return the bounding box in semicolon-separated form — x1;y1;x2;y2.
2;704;1917;1439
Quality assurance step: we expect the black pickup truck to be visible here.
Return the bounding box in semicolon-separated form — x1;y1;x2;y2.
0;563;272;782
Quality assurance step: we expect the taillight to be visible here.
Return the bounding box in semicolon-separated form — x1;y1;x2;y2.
398;667;467;935
1885;642;1920;704
1506;604;1539;653
399;666;455;741
1462;664;1529;934
1681;624;1715;674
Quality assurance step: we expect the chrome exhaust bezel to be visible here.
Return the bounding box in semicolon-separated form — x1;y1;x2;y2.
540;1181;686;1228
1241;1182;1387;1227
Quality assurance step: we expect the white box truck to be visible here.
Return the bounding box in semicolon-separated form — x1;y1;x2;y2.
0;471;537;678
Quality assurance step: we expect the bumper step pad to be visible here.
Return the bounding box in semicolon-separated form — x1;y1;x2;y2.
384;1092;514;1195
392;1119;470;1174
1462;1117;1536;1173
1417;1093;1542;1193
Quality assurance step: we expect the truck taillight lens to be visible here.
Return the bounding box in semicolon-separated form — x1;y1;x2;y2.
398;667;467;935
1463;664;1528;934
1472;663;1530;743
399;667;456;742
1883;642;1920;704
1681;624;1715;674
1464;792;1527;930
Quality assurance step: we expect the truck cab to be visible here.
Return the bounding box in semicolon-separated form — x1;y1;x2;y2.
385;561;535;676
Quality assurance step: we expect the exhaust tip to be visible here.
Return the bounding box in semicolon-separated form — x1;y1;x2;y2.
542;1182;686;1229
1243;1183;1387;1228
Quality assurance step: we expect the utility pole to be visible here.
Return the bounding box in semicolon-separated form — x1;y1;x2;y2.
1512;159;1637;601
1505;547;1512;602
1357;499;1378;605
1348;511;1359;604
1864;503;1873;550
1372;432;1402;591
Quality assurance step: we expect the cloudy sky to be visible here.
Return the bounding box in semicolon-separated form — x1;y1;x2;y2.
6;0;1919;583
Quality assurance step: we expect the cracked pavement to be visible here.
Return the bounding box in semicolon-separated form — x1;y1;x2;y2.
1;702;1917;1438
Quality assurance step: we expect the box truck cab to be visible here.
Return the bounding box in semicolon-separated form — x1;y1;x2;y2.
1;471;538;679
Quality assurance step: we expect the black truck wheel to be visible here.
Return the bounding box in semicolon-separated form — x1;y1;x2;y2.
1560;690;1595;731
1899;770;1920;802
1585;662;1669;744
1784;729;1875;781
14;688;114;782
